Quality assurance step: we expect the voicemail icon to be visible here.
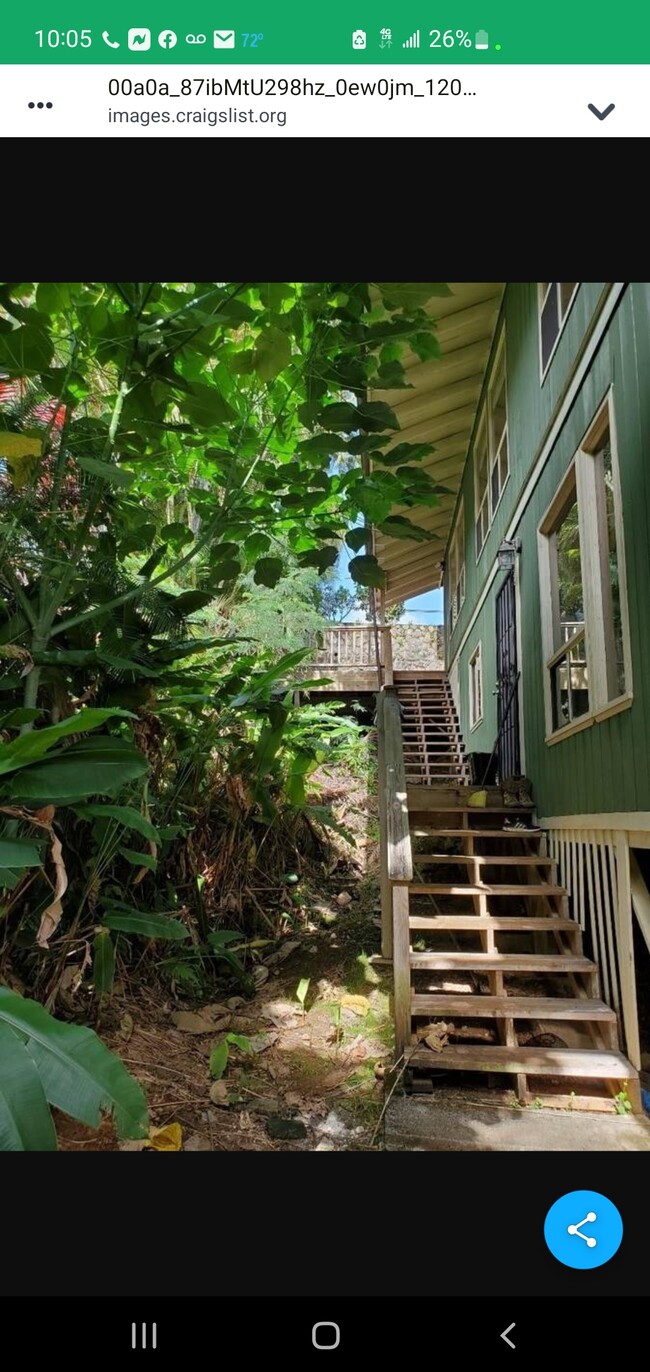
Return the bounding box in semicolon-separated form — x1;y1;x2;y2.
213;30;235;47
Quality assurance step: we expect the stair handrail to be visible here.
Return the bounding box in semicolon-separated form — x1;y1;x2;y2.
375;688;413;969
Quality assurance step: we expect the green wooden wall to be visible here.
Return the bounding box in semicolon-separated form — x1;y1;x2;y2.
447;282;650;817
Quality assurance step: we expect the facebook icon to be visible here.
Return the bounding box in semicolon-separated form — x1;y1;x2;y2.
158;29;178;48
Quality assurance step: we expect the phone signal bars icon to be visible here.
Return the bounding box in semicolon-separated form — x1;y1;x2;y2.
402;29;420;47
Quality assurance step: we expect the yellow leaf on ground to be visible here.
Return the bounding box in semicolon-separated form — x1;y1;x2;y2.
147;1122;183;1151
341;994;370;1017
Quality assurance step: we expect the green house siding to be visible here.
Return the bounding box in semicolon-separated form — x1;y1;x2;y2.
446;282;608;655
450;281;650;820
456;598;498;757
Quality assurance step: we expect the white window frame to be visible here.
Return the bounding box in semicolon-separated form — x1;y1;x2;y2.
538;282;580;381
448;498;466;630
474;329;509;561
537;388;633;744
469;641;483;730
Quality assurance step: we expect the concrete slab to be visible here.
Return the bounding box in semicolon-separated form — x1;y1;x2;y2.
385;1096;650;1150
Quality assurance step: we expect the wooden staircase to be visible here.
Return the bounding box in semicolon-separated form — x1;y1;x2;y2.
376;680;641;1111
395;672;471;785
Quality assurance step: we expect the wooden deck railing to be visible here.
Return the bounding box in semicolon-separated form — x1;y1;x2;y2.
312;624;394;684
376;689;413;1053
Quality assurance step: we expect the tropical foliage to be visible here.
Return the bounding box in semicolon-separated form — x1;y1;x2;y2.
0;280;446;1147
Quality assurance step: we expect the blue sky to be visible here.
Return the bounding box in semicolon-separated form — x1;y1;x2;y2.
335;541;443;624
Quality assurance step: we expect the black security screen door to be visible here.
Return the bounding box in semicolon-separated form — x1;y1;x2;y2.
495;568;521;781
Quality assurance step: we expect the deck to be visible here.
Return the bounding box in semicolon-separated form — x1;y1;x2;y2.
300;623;444;693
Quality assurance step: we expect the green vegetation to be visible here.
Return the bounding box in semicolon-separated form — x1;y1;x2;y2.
0;280;446;1149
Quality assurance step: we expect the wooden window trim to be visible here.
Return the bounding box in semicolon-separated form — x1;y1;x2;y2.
475;329;509;563
538;282;580;383
538;388;633;743
469;641;483;730
449;497;465;629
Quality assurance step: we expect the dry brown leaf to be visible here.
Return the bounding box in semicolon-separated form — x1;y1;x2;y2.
171;1011;218;1035
423;1022;450;1054
119;1012;134;1041
184;1133;211;1151
209;1080;230;1107
32;821;68;949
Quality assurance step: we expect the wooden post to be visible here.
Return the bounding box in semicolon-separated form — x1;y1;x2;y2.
615;832;641;1070
383;689;414;1056
393;884;411;1056
375;693;392;960
383;625;394;687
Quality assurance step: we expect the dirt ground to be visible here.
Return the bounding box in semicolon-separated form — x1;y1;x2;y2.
55;760;394;1153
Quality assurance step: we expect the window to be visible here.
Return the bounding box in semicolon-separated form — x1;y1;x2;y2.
538;393;632;740
474;332;509;558
469;642;483;729
448;499;465;629
538;282;578;376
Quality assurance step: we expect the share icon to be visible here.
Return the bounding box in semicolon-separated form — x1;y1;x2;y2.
567;1211;597;1247
545;1190;623;1269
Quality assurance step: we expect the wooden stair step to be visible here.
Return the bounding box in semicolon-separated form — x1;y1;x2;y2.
413;854;553;866
406;1045;634;1078
410;994;616;1021
410;828;543;838
409;952;593;972
407;804;536;814
409;914;576;931
410;883;565;896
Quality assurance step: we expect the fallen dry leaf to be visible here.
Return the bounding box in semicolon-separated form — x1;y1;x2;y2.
147;1122;183;1151
340;994;370;1018
253;965;269;988
184;1133;211;1151
209;1081;230;1107
171;1011;218;1034
423;1022;450;1054
336;891;352;907
119;1012;134;1041
263;939;301;967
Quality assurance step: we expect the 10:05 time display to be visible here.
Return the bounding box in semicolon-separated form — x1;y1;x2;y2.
35;29;92;46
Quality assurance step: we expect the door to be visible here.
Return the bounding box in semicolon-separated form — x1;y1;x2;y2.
495;568;521;780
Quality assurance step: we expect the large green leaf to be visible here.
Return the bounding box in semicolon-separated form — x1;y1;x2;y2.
252;326;292;382
102;909;189;940
77;456;134;487
0;839;42;868
0;708;133;778
376;283;451;309
0;323;53;374
119;846;157;871
73;804;159;842
348;554;386;589
9;738;149;803
0;1022;57;1151
0;989;149;1140
181;382;236;427
93;930;116;994
379;515;436;542
253;557;285;588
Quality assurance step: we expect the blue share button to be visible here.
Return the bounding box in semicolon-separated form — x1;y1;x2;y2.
544;1190;623;1269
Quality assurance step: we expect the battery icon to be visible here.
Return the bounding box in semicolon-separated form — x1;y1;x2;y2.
475;29;489;48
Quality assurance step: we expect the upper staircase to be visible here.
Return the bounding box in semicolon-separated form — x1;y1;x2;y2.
376;674;641;1111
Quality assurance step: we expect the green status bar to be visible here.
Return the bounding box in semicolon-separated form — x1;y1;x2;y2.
4;1;648;62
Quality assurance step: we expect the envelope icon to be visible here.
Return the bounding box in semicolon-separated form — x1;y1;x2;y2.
214;30;235;47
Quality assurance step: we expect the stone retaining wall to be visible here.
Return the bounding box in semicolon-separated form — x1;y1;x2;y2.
391;624;445;671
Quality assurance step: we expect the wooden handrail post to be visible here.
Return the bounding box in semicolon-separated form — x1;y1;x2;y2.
383;625;394;687
375;692;392;959
377;688;413;1049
